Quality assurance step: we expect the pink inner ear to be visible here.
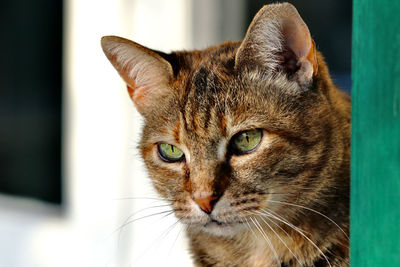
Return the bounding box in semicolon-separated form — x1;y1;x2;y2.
282;18;311;59
282;17;318;75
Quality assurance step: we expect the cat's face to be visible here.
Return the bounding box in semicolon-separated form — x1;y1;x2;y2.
102;3;345;237
138;48;330;236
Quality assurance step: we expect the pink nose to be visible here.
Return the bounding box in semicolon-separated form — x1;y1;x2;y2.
193;196;219;214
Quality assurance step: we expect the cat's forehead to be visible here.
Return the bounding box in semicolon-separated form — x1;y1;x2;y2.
174;44;241;141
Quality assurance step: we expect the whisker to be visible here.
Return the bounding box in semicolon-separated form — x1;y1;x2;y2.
261;208;309;235
256;213;304;267
116;204;173;245
130;217;181;266
125;204;172;220
249;217;281;267
244;217;259;241
256;211;294;242
266;199;349;240
259;208;332;267
112;210;174;236
166;219;186;264
112;196;172;202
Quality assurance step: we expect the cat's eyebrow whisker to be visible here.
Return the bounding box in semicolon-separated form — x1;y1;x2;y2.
258;209;333;267
249;217;281;267
257;213;304;267
266;199;349;240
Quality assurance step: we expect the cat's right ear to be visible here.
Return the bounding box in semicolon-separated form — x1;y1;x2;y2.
101;36;173;114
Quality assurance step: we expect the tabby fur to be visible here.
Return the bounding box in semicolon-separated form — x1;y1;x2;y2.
101;3;350;266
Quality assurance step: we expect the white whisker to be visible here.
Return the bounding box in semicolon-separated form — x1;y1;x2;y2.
257;213;303;267
259;208;332;267
267;199;349;240
249;217;281;267
130;217;181;267
116;204;172;247
262;208;309;235
112;196;170;201
113;210;174;236
166;221;184;264
244;217;258;238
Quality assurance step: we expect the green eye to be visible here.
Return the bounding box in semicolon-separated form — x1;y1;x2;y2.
232;129;263;154
158;143;184;162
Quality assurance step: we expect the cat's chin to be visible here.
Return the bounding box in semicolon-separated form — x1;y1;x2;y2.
194;220;247;237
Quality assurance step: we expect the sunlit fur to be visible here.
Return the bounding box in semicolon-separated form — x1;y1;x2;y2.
103;3;350;267
139;46;350;266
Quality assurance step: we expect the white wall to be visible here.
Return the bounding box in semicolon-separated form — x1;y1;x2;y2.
64;0;193;266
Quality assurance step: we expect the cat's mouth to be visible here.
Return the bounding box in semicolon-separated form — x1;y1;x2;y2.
205;218;231;227
203;217;244;228
200;217;246;236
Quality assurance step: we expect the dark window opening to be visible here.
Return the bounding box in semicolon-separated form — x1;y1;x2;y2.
0;0;63;203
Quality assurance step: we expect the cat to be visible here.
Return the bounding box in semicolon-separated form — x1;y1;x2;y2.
101;2;350;267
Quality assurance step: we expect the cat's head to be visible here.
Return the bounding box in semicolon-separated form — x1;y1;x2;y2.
101;3;347;237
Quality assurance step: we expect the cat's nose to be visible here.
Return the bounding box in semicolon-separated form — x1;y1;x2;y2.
192;195;219;214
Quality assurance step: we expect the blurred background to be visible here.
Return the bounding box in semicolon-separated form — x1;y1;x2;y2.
0;0;351;266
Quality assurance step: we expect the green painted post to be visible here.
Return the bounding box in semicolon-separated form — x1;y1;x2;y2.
351;0;400;266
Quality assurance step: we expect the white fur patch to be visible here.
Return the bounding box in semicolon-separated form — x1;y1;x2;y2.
217;139;228;161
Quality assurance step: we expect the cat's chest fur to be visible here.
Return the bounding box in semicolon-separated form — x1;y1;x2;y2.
189;224;331;267
190;230;289;267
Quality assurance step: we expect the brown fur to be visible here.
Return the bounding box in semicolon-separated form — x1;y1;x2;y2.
101;3;350;266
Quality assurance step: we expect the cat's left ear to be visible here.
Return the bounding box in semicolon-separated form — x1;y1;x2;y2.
101;36;173;114
235;3;318;89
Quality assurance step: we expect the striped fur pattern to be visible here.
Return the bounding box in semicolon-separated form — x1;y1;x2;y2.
101;3;350;266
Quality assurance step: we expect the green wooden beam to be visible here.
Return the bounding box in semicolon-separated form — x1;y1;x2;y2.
351;0;400;266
